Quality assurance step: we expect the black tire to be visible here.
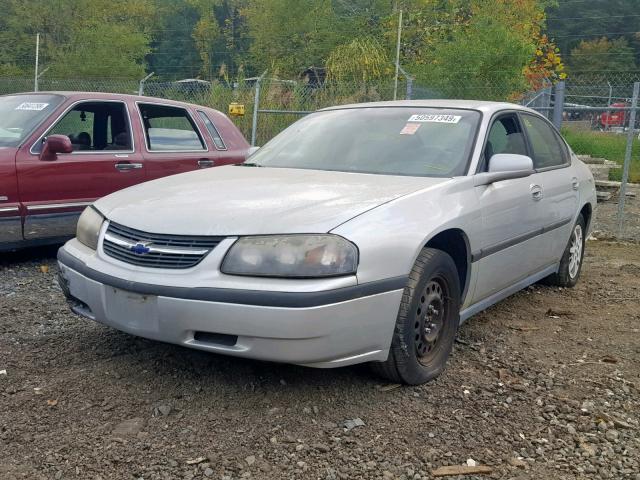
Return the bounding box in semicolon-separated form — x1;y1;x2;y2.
371;248;461;385
543;214;586;288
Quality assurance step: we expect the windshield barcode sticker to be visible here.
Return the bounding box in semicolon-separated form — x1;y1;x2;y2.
15;102;49;111
408;114;461;124
400;123;421;135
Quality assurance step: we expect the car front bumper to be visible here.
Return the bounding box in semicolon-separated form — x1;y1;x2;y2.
57;243;406;368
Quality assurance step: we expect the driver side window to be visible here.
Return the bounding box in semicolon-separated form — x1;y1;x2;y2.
34;101;132;153
482;114;528;171
49;109;95;151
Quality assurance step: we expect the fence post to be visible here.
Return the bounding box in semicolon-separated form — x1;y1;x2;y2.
397;65;413;100
138;72;154;96
552;81;565;129
34;33;40;92
543;80;552;119
393;9;403;101
616;81;639;237
251;71;267;146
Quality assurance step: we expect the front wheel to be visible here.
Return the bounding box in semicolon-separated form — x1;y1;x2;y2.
543;214;586;288
371;248;461;385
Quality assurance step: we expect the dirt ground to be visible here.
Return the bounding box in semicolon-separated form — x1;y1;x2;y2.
593;195;640;242
1;239;639;480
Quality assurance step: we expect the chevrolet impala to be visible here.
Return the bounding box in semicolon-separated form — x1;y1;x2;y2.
57;100;596;384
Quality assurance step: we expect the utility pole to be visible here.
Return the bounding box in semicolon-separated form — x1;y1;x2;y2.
393;9;403;101
34;33;40;92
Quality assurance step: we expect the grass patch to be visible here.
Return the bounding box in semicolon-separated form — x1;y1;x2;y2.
561;128;640;183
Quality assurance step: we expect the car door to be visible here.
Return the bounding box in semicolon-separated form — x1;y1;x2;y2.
136;102;219;179
471;112;547;303
15;99;145;240
195;109;249;166
519;113;578;262
0;148;21;245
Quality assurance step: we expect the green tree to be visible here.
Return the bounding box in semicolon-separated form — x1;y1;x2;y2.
401;0;547;99
187;0;222;78
244;0;346;76
326;37;390;81
568;37;638;74
415;9;534;99
0;0;153;79
147;0;203;80
216;0;251;79
546;0;640;66
189;0;250;79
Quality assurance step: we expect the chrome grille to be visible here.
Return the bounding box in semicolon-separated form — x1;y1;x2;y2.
103;222;223;269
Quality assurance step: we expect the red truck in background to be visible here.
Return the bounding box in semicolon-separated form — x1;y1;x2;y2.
0;92;250;251
598;102;628;130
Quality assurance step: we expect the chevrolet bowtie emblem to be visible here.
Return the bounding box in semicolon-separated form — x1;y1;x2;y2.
130;242;152;255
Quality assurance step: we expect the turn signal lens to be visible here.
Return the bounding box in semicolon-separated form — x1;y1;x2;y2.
76;207;104;250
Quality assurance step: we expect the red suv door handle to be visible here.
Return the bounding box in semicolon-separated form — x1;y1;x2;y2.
115;162;143;172
198;159;214;168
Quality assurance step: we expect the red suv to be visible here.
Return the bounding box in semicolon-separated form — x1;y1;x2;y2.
598;102;628;130
0;92;249;251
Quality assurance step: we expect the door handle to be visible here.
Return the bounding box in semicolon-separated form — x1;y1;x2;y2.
530;184;544;201
198;159;214;168
115;162;143;172
571;177;579;190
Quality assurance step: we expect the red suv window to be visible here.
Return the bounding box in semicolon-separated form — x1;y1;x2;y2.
198;111;227;150
138;103;205;152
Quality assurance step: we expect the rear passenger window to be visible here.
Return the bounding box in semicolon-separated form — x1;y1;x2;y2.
138;103;205;151
198;111;226;150
521;114;568;169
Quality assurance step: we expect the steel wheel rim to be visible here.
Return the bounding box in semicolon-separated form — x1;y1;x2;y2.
568;224;583;279
414;277;448;365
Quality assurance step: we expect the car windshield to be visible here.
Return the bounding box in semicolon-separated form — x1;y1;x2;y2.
0;94;64;147
248;107;481;177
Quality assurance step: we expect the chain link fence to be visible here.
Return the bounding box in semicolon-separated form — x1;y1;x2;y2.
1;74;639;239
525;77;640;241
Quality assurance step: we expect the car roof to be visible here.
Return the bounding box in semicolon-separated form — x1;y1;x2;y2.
5;91;213;111
320;99;538;115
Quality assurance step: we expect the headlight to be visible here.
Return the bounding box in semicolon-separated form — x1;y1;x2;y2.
76;207;104;250
221;235;358;278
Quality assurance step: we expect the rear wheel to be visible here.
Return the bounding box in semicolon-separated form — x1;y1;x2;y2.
372;248;460;385
543;214;586;288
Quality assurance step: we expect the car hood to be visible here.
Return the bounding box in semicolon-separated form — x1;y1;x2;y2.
95;166;448;236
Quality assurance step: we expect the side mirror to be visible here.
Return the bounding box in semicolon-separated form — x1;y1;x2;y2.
474;154;534;186
40;134;73;161
245;146;260;159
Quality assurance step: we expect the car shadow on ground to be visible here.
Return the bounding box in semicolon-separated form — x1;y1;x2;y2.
60;320;382;391
0;244;60;267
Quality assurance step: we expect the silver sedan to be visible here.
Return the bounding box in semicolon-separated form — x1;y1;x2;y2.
57;100;596;384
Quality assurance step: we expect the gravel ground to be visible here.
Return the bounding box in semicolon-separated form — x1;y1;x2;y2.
1;241;639;480
593;196;640;242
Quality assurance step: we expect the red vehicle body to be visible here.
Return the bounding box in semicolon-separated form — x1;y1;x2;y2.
599;102;628;129
0;92;249;251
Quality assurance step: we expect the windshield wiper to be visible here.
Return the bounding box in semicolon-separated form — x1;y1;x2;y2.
238;162;263;167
